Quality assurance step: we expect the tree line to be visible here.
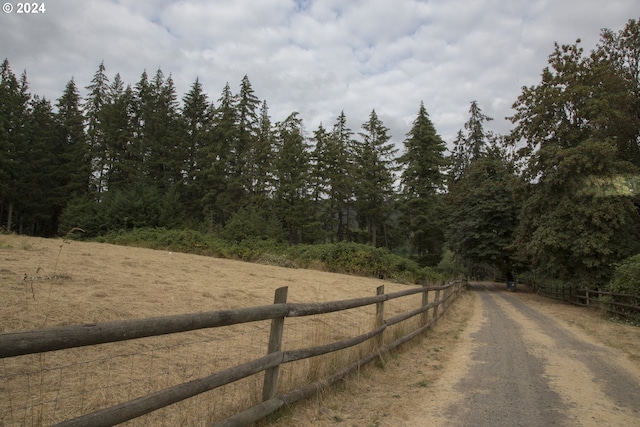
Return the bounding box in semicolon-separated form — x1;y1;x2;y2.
2;18;640;287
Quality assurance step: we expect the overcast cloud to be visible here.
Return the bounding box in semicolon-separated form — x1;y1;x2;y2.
1;0;638;147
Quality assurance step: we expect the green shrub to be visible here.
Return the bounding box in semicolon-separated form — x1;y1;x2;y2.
221;208;284;243
96;228;452;284
58;196;105;237
609;254;640;294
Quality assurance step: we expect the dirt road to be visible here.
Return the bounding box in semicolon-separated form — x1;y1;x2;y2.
408;282;640;427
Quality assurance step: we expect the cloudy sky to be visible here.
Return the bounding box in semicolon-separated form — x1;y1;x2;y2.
1;0;638;147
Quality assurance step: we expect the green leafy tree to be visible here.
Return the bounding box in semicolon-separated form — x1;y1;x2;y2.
609;253;640;294
510;29;640;286
596;18;640;167
446;143;518;277
354;109;398;247
398;102;448;265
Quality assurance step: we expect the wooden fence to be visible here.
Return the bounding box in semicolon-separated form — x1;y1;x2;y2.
0;278;467;427
528;281;640;321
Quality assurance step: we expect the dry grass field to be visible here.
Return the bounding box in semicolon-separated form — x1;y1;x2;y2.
2;235;638;426
0;234;433;426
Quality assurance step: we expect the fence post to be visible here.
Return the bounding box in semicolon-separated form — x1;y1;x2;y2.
375;285;385;348
421;282;429;326
442;280;449;311
262;286;288;402
433;284;441;320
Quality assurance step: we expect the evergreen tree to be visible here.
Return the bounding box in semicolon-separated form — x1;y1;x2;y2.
273;112;311;243
181;77;214;222
53;78;90;233
249;100;275;206
449;101;494;182
354;109;397;247
323;111;356;241
140;69;183;189
101;74;137;191
398;101;448;265
84;61;110;194
202;82;237;226
0;59;30;232
19;96;57;235
232;76;261;205
308;123;332;242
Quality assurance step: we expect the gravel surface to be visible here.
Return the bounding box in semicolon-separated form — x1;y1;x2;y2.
415;282;640;427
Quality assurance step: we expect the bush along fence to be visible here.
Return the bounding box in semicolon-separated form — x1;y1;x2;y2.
527;281;640;321
0;278;467;427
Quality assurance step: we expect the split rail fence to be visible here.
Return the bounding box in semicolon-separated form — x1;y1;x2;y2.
528;282;640;321
0;278;467;427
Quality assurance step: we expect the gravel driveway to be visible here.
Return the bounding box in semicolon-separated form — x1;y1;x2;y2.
411;282;640;427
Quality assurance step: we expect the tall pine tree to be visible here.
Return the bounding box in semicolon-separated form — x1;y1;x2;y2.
354;109;397;247
0;60;30;233
53;78;90;233
273;112;311;243
399;101;448;265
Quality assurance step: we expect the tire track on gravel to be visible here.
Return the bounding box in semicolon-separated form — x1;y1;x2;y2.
441;283;565;427
492;287;640;426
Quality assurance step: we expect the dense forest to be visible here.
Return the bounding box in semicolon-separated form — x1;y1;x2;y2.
2;18;640;289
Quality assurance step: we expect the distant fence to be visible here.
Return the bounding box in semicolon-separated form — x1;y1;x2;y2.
527;281;640;321
0;278;466;426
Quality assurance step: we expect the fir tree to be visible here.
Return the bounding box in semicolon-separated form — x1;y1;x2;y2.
273;112;311;243
84;61;110;194
449;101;494;182
53;78;90;233
21;96;56;235
0;59;30;232
181;77;214;222
398;101;448;265
324;111;356;241
354;109;397;247
202;82;237;226
249;100;275;206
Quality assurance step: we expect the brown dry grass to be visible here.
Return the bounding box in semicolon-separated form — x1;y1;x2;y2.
4;235;637;427
266;290;476;427
0;235;428;426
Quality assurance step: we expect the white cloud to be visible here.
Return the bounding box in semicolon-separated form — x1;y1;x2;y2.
0;0;637;149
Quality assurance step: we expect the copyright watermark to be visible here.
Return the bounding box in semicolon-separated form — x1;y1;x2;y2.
3;3;47;14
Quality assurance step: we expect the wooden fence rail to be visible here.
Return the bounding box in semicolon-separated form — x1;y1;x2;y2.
0;279;466;427
529;282;640;321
